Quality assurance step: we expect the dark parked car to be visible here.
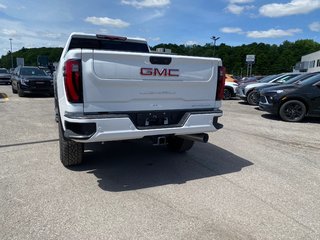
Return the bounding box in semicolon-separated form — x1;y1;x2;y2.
256;72;319;93
236;73;301;105
253;72;320;104
259;74;320;122
0;68;11;85
11;66;53;97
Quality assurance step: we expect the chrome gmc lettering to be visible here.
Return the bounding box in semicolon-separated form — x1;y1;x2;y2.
140;68;179;77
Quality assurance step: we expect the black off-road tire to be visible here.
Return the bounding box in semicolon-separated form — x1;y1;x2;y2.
224;88;232;100
167;136;194;153
59;121;84;166
279;100;306;122
247;90;259;105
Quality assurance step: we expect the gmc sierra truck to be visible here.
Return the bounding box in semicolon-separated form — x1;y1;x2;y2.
54;33;225;166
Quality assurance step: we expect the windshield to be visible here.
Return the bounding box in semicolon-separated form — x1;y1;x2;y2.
285;73;319;84
258;74;279;83
296;74;320;85
274;74;301;83
0;69;8;74
20;68;47;76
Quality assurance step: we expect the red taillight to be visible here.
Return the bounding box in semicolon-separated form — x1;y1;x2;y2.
216;66;226;100
64;59;83;103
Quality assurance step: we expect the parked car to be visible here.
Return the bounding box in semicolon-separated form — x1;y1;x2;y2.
0;68;12;85
11;66;53;97
256;72;319;93
238;75;264;84
225;74;238;83
259;74;320;122
236;74;279;101
236;73;301;105
250;72;320;106
224;81;238;100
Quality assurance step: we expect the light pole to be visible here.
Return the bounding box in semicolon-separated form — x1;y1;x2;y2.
9;38;13;69
211;36;220;57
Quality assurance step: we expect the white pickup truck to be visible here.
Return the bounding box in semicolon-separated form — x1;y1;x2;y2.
54;33;225;166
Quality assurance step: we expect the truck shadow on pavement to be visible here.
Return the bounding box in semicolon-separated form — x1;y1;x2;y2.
70;140;253;192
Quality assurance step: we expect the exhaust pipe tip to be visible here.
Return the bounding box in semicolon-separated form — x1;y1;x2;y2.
202;133;209;143
178;133;209;143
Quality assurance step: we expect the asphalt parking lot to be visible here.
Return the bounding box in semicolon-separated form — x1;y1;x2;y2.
0;84;319;240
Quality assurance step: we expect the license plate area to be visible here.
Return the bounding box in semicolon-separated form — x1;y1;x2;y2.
129;111;186;128
36;81;45;85
138;112;168;127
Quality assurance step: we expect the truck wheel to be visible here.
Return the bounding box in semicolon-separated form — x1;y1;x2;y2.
59;121;84;166
247;90;259;105
279;100;306;122
167;136;194;153
224;88;232;100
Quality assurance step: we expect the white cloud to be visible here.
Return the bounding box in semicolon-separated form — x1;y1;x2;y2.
309;22;320;32
220;27;243;34
2;29;17;37
85;17;130;28
42;32;63;40
0;4;7;10
226;3;254;14
259;0;320;17
229;0;254;3
121;0;170;8
185;41;198;46
150;9;166;18
0;20;26;40
246;28;302;38
140;9;166;22
0;17;71;57
149;37;160;41
226;4;245;14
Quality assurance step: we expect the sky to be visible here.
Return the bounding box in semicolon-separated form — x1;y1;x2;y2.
1;0;320;57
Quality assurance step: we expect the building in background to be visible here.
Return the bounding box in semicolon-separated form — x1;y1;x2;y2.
295;50;320;73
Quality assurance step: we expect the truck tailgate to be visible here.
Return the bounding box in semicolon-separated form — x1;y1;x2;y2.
80;50;221;113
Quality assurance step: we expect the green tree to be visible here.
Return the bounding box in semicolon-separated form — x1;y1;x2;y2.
2;40;320;75
0;47;63;69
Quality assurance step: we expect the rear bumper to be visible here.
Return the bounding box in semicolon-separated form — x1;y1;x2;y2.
62;110;223;142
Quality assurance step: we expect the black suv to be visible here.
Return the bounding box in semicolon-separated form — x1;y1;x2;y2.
11;66;53;97
259;74;320;122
